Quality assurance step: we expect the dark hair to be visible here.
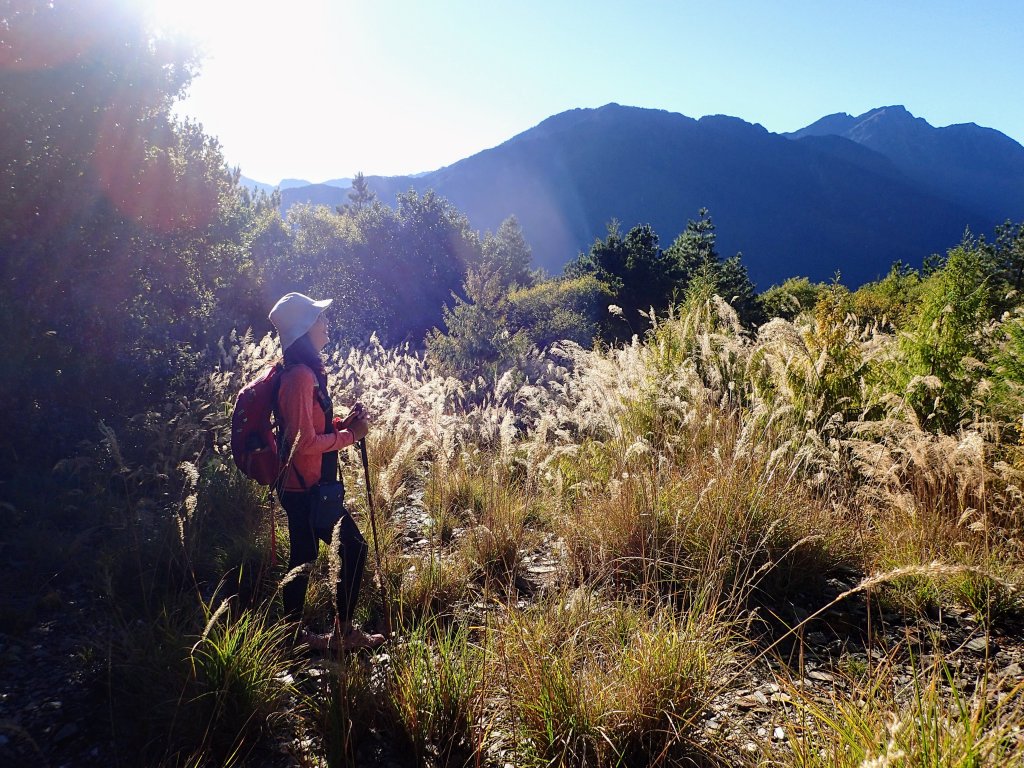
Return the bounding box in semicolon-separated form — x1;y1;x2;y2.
282;332;330;398
282;332;323;371
280;331;331;421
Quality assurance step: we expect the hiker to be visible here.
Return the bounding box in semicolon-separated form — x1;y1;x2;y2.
268;292;385;652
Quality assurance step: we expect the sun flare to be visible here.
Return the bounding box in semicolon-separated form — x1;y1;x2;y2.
148;0;218;44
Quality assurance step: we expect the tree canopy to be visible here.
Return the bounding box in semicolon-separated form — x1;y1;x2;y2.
565;210;762;341
1;0;256;473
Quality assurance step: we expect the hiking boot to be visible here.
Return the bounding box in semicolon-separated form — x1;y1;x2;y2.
299;628;339;653
342;625;386;651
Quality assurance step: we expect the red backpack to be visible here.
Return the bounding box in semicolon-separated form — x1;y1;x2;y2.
230;363;285;485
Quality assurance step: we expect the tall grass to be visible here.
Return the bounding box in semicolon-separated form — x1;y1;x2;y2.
185;601;294;760
399;552;471;626
779;649;1024;767
300;654;378;768
557;397;853;611
494;590;730;767
385;620;487;766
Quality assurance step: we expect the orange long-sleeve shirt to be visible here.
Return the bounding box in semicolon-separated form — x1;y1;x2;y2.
277;364;357;491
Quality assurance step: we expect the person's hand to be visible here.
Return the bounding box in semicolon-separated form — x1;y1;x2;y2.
334;402;364;429
334;403;369;441
346;412;370;442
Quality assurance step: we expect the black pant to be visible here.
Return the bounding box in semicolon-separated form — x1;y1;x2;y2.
278;489;368;625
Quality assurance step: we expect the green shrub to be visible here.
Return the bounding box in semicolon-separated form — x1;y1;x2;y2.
897;240;992;431
761;276;828;321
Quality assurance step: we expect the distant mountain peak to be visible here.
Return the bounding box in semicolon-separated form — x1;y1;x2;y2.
514;103;691;143
279;178;313;190
698;114;769;135
787;111;858;138
788;104;1024;222
861;104;912;118
853;105;928;131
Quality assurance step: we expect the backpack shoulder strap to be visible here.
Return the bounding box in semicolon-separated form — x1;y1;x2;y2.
314;380;339;484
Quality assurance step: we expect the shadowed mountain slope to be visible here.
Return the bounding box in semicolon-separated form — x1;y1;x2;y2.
283;104;1021;286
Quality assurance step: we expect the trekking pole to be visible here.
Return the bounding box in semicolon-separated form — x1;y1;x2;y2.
359;438;392;637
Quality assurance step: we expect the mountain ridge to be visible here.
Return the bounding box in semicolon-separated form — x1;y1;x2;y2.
279;104;1023;287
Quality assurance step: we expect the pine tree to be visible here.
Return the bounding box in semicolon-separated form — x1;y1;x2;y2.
337;171;376;214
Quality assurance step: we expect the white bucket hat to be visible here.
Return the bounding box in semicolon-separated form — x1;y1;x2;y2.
269;292;332;352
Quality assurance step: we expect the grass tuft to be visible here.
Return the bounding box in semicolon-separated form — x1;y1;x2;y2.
780;649;1024;767
384;620;486;766
495;590;729;767
186;602;294;760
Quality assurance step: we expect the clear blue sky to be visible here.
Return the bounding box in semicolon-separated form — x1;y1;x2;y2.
154;0;1024;184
